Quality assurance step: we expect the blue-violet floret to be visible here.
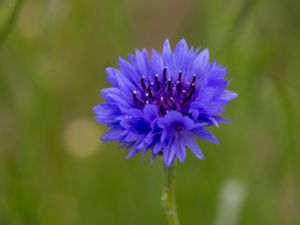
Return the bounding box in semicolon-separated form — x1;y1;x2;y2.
93;39;237;167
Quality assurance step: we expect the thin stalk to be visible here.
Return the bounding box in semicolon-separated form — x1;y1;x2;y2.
161;163;180;225
0;0;23;46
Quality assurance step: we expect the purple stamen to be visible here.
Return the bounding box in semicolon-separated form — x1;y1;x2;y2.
159;97;165;115
167;79;172;92
184;83;196;103
163;66;167;82
176;81;182;93
155;74;160;90
134;69;198;115
141;76;146;90
148;83;154;100
169;97;177;110
133;91;144;106
178;71;182;81
191;74;196;84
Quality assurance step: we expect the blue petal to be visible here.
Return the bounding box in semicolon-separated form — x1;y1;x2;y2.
126;147;143;159
173;39;189;72
120;113;151;134
143;104;159;121
160;128;174;146
180;116;196;130
128;53;137;67
143;131;156;147
189;109;200;120
108;70;136;100
175;136;186;163
194;48;209;71
207;79;228;92
174;39;188;54
93;103;121;125
157;111;196;133
167;147;176;167
150;49;164;79
194;87;215;102
101;128;127;142
157;111;180;128
209;65;228;80
215;116;233;124
163;137;175;168
105;67;119;87
135;48;149;76
191;127;219;144
101;88;130;110
207;115;219;128
162;38;172;58
118;57;140;87
219;90;238;101
153;141;162;154
124;132;141;142
184;136;204;160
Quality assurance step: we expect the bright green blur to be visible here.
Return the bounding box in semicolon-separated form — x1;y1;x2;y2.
0;0;299;225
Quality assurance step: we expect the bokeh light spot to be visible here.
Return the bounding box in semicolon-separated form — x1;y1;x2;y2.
64;118;102;158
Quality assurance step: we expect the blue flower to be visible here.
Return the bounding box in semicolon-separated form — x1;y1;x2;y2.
93;39;237;167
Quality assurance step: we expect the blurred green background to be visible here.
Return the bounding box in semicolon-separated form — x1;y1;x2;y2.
0;0;300;225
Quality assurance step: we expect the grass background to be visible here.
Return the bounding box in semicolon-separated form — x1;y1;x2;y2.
0;0;299;225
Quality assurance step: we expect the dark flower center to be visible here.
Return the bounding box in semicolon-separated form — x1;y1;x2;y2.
132;67;197;116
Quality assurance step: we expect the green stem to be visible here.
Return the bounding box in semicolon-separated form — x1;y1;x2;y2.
0;0;23;46
162;163;180;225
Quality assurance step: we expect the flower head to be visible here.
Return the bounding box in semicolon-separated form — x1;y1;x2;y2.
93;39;237;167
